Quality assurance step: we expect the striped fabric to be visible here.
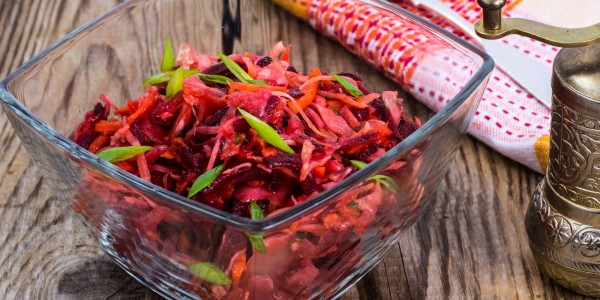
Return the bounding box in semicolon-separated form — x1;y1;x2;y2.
275;0;556;173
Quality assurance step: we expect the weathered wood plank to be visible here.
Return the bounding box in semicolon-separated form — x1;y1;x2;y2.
0;0;597;299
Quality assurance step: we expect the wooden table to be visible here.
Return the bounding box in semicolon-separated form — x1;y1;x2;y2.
0;0;596;299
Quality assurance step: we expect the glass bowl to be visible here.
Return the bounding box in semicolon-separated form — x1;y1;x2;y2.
0;0;492;299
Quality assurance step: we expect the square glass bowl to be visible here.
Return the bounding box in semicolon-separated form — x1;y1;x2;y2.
0;0;492;299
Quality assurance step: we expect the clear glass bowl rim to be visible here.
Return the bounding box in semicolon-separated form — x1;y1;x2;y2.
0;0;493;232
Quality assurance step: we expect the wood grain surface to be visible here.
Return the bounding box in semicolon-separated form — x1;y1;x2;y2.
0;0;596;299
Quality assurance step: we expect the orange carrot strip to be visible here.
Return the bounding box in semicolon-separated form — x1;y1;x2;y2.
242;57;258;79
317;90;368;108
88;135;109;153
326;100;344;112
280;44;291;62
230;252;247;289
114;105;131;116
94;120;123;135
274;91;336;139
308;68;323;78
312;166;326;178
161;150;175;159
357;93;380;104
228;82;288;93
128;91;158;124
290;80;319;112
299;75;333;90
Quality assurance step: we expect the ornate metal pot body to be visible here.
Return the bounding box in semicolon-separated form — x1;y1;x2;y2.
525;43;600;297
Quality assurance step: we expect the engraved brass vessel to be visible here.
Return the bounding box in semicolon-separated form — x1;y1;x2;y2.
476;0;600;296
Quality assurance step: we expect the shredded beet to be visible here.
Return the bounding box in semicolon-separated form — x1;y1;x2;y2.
72;42;421;299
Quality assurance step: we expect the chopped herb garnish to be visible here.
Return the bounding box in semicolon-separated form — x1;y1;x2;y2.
96;146;153;163
246;233;267;253
166;67;184;98
350;160;400;193
217;52;255;83
188;164;224;198
246;202;267;253
331;74;364;98
248;79;269;85
238;108;294;154
198;73;234;85
161;37;175;72
368;175;401;193
250;201;264;220
142;70;199;88
141;72;170;87
182;69;201;77
188;262;232;285
350;160;367;169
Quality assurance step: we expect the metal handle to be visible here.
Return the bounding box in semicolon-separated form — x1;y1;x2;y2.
475;0;600;47
477;0;505;30
410;0;482;44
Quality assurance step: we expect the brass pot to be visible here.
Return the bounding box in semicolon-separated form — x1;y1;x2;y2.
525;43;600;297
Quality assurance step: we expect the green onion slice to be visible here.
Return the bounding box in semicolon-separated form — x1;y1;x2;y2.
246;233;267;253
188;164;224;198
246;202;267;253
250;202;264;220
238;108;294;154
350;160;367;169
368;175;401;193
217;52;255;83
248;79;269;85
141;72;170;87
198;73;234;85
350;160;400;193
166;67;184;98
188;262;232;285
161;37;175;72
331;74;364;98
96;146;153;163
142;70;199;88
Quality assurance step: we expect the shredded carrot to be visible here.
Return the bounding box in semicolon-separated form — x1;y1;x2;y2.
280;44;291;62
308;68;323;78
312;166;326;178
317;90;368;108
325;100;344;112
128;90;159;124
338;203;361;220
94;120;123;135
261;145;279;157
299;75;333;90
357;93;380;104
125;130;151;182
230;252;247;289
374;123;393;137
114;105;131;116
242;57;258;79
290;80;319;113
228;82;288;93
88;135;109;153
415;117;422;126
322;213;343;230
289;221;300;233
276;92;336;139
161;150;175;160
